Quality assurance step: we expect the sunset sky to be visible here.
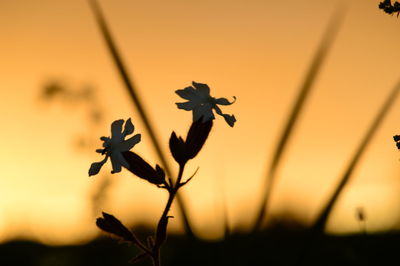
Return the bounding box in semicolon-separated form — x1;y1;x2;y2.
1;0;400;245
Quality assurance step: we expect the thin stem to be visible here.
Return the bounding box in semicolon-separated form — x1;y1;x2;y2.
159;164;185;227
150;163;186;266
132;237;152;256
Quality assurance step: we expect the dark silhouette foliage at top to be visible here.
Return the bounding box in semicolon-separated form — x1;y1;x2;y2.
379;0;400;16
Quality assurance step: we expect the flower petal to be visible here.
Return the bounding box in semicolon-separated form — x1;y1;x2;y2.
175;86;197;100
192;81;210;96
110;155;122;174
89;160;106;176
111;119;124;139
123;118;134;136
120;134;141;152
212;104;223;116
213;105;236;127
222;114;236;127
215;96;236;105
176;101;197;111
193;104;214;122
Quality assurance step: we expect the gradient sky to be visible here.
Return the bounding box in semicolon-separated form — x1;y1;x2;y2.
1;0;400;245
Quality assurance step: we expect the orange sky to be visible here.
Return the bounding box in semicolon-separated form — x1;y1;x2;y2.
1;0;400;245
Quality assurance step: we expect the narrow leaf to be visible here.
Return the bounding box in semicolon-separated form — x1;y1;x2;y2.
252;7;345;231
96;212;134;242
312;80;400;235
297;80;400;265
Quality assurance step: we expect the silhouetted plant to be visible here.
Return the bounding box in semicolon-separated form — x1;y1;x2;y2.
89;82;236;266
379;0;400;17
393;134;400;149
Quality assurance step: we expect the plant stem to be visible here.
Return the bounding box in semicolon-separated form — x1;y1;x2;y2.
152;252;160;266
151;163;186;266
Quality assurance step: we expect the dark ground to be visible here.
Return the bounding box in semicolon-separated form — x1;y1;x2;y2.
1;224;399;266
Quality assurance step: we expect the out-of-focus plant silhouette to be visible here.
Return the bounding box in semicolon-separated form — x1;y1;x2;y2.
40;79;114;218
88;0;195;237
41;80;104;150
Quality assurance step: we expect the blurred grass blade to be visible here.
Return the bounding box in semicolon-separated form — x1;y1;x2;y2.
252;8;345;232
296;81;400;265
88;0;194;237
310;80;400;236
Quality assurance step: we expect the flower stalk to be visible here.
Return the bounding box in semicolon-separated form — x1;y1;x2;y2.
89;82;235;265
150;163;186;266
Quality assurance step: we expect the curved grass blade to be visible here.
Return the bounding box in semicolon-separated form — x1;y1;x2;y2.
88;0;194;237
296;81;400;265
311;80;400;237
252;7;346;232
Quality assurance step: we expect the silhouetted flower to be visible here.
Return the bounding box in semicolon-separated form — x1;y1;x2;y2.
379;0;400;16
89;118;141;176
175;81;236;127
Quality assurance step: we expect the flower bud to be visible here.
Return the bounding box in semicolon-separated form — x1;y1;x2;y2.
96;212;134;241
169;120;213;165
169;132;187;165
122;151;165;185
185;119;213;160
